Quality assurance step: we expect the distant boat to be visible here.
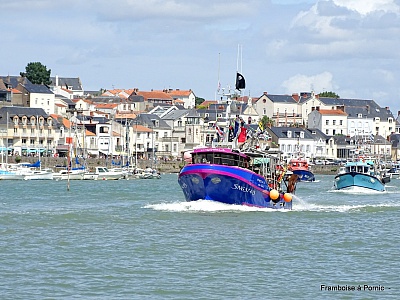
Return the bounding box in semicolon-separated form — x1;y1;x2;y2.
288;158;315;182
83;166;123;180
0;164;25;180
334;160;390;192
8;160;54;180
133;167;161;179
53;169;85;181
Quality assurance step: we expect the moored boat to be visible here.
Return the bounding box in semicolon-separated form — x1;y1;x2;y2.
84;166;123;180
53;169;85;181
134;167;161;179
334;160;390;192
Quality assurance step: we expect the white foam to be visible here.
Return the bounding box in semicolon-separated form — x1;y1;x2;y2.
144;200;284;213
328;186;388;194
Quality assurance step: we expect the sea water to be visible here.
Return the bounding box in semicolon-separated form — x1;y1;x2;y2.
0;174;399;299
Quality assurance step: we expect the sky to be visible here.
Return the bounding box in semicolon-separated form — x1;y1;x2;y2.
3;0;400;112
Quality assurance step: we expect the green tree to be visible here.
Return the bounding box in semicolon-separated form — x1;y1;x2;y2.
260;115;274;129
318;91;340;98
195;97;205;107
20;62;52;85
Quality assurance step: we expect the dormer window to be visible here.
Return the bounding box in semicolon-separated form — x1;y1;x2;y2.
358;114;362;118
300;132;305;138
30;117;36;126
287;131;292;138
38;117;44;126
22;116;27;125
47;118;52;126
13;116;19;125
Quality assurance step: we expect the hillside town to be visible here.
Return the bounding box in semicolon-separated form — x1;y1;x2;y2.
1;74;400;165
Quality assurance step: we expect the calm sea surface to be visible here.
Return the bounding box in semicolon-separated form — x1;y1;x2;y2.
1;174;399;300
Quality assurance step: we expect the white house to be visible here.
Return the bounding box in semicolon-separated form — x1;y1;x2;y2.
308;109;348;136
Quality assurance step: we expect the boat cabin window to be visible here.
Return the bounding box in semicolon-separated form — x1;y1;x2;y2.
357;166;363;173
192;152;248;167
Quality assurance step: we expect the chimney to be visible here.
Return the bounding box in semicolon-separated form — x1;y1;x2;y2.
385;106;389;110
292;93;299;102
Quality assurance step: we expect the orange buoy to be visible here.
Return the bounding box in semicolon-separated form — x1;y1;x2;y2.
283;193;292;202
270;189;279;200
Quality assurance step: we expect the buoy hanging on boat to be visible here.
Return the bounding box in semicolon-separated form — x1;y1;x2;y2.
270;189;279;200
283;193;292;202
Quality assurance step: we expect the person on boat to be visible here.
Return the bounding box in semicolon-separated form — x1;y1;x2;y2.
237;121;247;148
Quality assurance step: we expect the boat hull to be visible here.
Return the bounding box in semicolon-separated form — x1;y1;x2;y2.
0;171;25;180
23;171;54;180
178;164;291;209
292;169;315;182
53;170;85;180
334;172;385;192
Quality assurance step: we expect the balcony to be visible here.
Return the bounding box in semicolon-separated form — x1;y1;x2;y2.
160;137;179;143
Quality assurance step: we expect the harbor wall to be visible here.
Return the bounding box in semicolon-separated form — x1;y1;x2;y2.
6;156;339;174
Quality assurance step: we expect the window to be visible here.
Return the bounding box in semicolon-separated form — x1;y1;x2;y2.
326;120;329;125
326;129;329;134
333;120;336;125
164;132;167;137
340;120;343;125
99;126;109;133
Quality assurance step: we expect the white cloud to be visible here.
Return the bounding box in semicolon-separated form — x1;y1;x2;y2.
281;72;336;94
333;0;400;16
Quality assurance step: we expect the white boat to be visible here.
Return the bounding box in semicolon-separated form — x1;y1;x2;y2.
53;169;85;181
4;161;54;180
0;164;25;180
23;168;54;180
134;167;161;179
108;167;130;179
84;166;124;180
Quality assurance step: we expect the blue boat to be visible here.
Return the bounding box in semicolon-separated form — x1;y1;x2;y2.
334;160;390;192
178;148;297;209
288;158;315;182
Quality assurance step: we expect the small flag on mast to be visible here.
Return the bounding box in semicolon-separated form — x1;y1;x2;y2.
235;72;246;90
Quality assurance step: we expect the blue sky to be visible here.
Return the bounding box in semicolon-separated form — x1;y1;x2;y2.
3;0;400;112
